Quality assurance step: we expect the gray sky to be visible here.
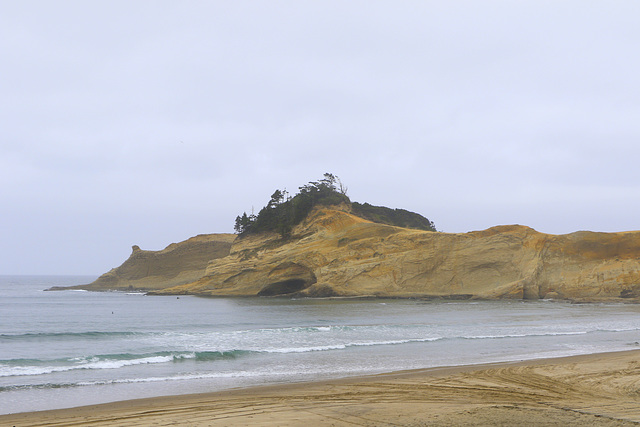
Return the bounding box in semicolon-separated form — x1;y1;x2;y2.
2;1;640;275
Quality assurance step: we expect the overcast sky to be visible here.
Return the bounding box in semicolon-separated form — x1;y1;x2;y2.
2;1;640;275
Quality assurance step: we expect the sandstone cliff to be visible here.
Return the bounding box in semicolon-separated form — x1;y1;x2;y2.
78;234;236;291
145;207;639;302
77;207;640;302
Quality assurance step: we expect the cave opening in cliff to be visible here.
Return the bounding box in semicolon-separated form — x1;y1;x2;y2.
257;279;310;296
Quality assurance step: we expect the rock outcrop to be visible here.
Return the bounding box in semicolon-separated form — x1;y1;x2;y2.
76;207;640;302
78;234;236;291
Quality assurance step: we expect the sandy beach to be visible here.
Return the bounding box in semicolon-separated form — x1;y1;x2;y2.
3;350;640;426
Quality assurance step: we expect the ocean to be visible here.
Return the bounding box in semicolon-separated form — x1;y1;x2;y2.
2;275;640;415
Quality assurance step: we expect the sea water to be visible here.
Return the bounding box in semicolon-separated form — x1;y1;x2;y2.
2;275;640;415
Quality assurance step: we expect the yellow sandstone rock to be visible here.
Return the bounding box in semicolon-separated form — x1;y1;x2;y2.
83;234;235;291
83;207;640;302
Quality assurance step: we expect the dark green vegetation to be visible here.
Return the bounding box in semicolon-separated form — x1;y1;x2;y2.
234;173;437;236
351;202;436;231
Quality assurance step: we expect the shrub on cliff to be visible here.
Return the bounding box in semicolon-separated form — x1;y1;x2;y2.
235;173;348;236
234;173;437;236
351;202;436;232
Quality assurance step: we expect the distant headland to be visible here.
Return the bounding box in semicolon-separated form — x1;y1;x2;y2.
55;174;640;302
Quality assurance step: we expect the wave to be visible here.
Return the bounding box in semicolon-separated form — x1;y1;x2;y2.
0;336;446;378
7;323;635;343
238;325;360;334
0;331;147;341
216;323;640;336
0;325;406;343
460;328;640;340
0;366;327;393
460;331;589;340
0;350;251;377
256;327;640;353
261;337;444;353
3;326;638;379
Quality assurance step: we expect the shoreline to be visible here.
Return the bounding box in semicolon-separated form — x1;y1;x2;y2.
3;349;640;426
43;285;640;304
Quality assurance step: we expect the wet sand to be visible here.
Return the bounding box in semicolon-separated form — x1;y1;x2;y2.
3;350;640;426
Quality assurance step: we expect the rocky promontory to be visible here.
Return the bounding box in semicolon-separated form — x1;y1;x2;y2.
68;233;235;291
74;206;640;302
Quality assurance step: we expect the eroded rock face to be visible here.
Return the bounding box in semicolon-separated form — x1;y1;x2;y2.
79;207;640;301
152;208;640;302
257;262;317;296
81;234;236;291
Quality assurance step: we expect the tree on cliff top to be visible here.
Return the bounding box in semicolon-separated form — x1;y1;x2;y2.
234;173;349;236
234;173;436;236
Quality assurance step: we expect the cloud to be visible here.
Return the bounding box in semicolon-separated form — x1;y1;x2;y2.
1;1;640;274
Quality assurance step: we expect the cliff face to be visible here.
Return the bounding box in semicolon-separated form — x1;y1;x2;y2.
82;234;236;291
147;208;640;302
78;207;640;301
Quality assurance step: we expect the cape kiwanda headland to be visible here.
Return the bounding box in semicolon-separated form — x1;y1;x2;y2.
71;175;640;302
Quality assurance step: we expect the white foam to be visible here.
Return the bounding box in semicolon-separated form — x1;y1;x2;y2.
0;355;177;377
462;331;589;340
260;337;443;354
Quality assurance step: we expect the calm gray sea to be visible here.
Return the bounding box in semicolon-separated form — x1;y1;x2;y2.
2;275;640;415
